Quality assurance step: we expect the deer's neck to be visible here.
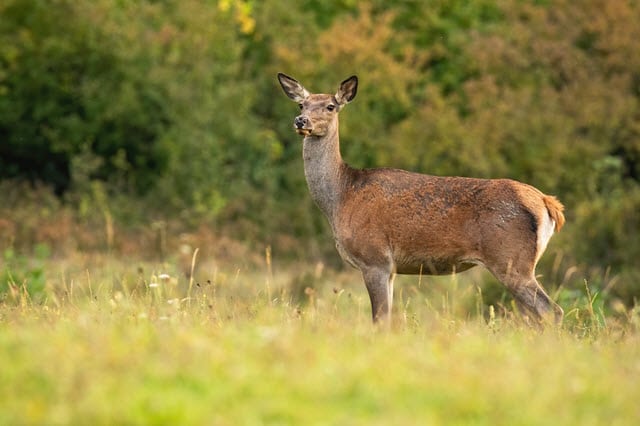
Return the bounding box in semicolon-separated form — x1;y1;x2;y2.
302;125;348;223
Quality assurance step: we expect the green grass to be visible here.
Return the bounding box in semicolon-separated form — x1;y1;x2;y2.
1;254;639;425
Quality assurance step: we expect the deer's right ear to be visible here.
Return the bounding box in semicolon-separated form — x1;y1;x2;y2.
335;75;358;105
278;73;310;103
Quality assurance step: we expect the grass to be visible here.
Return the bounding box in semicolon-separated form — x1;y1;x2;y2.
1;250;640;425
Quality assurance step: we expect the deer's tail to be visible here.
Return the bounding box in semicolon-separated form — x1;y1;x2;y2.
543;195;565;232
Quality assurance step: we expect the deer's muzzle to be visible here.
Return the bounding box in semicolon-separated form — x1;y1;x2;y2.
294;115;311;135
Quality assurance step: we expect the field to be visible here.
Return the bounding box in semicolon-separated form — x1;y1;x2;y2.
3;1;640;424
1;249;639;426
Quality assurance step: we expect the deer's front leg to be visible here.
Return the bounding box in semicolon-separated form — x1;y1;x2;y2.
361;266;395;323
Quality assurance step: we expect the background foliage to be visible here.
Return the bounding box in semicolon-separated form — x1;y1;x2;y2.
1;0;639;306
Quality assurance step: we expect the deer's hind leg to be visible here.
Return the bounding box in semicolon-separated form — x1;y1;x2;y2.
508;276;563;325
488;258;563;326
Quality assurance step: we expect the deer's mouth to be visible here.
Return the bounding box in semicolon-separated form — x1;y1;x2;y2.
295;128;312;136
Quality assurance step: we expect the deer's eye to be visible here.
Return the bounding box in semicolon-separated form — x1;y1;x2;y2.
326;104;336;112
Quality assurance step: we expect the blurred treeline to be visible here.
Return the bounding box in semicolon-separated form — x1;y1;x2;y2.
1;0;639;304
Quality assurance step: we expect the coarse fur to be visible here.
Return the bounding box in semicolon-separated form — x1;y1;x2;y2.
277;73;565;326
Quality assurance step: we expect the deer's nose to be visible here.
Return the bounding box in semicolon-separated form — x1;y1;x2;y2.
294;115;309;129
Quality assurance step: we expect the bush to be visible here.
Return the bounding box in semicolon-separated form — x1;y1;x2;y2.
0;0;170;195
1;0;639;304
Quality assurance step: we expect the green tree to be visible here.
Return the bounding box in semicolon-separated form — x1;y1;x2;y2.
0;0;170;195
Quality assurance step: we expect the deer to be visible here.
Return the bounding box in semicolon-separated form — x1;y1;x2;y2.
277;73;565;326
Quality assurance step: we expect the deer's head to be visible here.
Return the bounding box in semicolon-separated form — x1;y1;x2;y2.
278;73;358;137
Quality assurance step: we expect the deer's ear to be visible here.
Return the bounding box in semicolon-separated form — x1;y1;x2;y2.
335;75;358;105
278;73;310;103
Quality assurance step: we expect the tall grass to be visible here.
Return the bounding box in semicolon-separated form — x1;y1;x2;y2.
1;251;639;425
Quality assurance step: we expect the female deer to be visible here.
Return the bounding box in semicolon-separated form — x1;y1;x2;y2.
278;73;565;325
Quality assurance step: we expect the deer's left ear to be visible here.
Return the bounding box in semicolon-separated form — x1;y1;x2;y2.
278;73;310;103
335;75;358;105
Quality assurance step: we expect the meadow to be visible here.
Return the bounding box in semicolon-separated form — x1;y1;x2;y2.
1;247;639;425
3;1;640;424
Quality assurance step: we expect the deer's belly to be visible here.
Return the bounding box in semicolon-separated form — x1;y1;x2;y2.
395;257;478;275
